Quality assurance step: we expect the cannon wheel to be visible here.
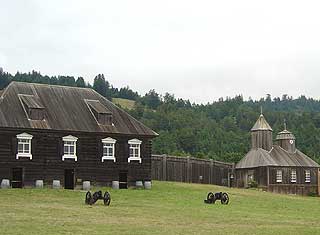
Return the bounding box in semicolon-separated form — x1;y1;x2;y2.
207;192;214;201
207;192;216;204
85;191;92;205
205;192;215;204
103;191;111;206
221;193;229;205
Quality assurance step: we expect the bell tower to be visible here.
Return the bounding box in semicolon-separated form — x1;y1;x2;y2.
251;111;273;151
276;120;296;153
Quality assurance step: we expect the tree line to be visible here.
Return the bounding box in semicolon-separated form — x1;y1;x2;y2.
132;93;320;164
1;69;320;163
0;70;139;101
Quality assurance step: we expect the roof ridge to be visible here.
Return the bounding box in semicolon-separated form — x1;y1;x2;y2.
274;145;297;154
10;81;93;91
0;81;14;102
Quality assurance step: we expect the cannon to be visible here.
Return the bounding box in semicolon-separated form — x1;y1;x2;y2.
204;192;229;204
85;190;111;206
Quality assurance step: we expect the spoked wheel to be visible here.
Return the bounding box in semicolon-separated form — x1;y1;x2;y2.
103;191;111;206
204;192;215;204
221;193;229;205
207;192;214;200
85;191;92;205
207;192;215;203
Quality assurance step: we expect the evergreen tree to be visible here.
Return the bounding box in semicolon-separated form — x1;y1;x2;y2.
76;77;86;87
93;74;107;97
141;89;161;109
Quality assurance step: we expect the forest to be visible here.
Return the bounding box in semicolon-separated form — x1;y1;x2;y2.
1;68;320;163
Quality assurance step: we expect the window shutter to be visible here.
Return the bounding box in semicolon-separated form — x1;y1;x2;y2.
76;138;81;159
97;139;102;159
12;136;17;155
125;142;129;161
115;142;119;159
58;138;63;158
31;137;36;156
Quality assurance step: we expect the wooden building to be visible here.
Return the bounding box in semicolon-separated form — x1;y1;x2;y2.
235;113;320;195
0;82;158;189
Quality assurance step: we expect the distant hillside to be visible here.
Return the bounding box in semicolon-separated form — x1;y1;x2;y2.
1;69;320;163
112;97;136;110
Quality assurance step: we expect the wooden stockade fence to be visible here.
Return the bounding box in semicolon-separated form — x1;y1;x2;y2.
151;155;234;187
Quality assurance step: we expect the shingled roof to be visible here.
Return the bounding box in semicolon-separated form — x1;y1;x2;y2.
251;114;273;131
235;145;319;169
0;82;158;137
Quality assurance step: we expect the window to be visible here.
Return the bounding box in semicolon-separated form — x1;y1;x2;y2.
102;137;116;162
305;170;311;183
16;133;33;160
19;95;45;120
128;139;142;163
62;135;78;161
86;100;113;125
276;170;282;183
291;169;297;183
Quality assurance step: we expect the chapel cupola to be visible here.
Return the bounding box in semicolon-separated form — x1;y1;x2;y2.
251;112;273;151
276;121;296;153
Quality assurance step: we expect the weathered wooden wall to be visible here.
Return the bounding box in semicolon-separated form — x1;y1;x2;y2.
151;155;233;186
318;169;320;195
0;128;153;188
251;130;273;151
235;167;268;188
268;166;318;195
235;166;319;195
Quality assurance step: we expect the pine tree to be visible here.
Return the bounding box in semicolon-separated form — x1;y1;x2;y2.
93;74;107;97
76;77;86;87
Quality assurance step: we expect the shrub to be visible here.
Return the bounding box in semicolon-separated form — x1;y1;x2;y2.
248;180;258;188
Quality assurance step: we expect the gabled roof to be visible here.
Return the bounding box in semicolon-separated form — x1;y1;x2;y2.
236;145;319;169
235;148;278;168
251;114;272;131
0;82;158;137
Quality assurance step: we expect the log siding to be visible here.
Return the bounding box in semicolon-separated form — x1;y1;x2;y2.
0;128;153;188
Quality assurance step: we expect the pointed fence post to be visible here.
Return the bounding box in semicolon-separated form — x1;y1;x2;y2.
187;156;191;183
162;155;167;181
210;159;214;185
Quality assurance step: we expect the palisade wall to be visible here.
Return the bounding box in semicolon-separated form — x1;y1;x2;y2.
151;154;234;186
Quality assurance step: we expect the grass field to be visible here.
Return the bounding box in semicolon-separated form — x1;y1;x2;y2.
0;181;320;235
112;98;136;110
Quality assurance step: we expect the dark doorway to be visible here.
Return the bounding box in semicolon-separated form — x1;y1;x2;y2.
64;169;74;189
119;171;128;189
12;168;23;188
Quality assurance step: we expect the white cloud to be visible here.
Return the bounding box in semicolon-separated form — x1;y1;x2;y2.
1;0;320;102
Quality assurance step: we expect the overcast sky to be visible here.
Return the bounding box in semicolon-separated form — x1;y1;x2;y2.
1;0;320;103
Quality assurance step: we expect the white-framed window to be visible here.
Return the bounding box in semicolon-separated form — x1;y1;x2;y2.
102;137;116;162
291;169;297;183
128;139;142;163
276;170;282;183
305;170;311;183
62;135;78;161
16;133;33;160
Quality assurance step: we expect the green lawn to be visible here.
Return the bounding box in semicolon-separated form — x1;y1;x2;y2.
0;181;319;235
112;98;136;110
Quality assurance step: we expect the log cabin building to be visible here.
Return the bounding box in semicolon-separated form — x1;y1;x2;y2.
0;82;158;189
235;113;320;195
